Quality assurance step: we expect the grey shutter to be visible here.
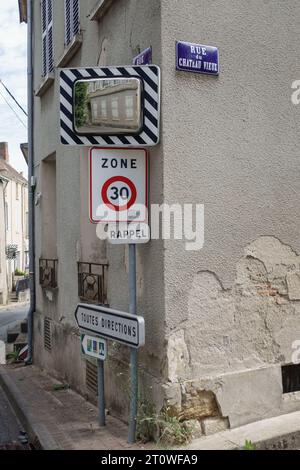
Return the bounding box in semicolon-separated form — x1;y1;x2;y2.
41;0;54;77
65;0;72;46
65;0;80;47
41;0;47;76
73;0;80;37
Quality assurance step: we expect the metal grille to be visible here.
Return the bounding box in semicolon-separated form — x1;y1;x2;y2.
282;364;300;393
78;262;108;305
86;359;98;395
44;317;52;352
39;259;58;289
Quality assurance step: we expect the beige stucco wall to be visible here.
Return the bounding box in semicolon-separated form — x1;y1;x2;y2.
160;0;300;428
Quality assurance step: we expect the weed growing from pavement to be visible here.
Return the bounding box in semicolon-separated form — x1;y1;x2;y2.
243;440;256;450
137;402;194;446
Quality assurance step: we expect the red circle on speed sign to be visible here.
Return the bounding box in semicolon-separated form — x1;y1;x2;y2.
101;176;137;212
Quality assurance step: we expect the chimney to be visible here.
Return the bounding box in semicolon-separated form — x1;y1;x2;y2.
0;142;9;162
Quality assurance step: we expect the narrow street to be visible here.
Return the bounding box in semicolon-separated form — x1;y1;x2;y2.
0;303;29;449
0;303;28;342
0;382;25;449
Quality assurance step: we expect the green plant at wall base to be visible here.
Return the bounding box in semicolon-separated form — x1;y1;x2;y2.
136;403;194;446
243;440;256;450
136;400;157;443
6;351;20;363
158;408;194;446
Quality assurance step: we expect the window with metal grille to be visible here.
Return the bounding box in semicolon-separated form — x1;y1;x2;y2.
41;0;54;77
65;0;80;47
282;364;300;393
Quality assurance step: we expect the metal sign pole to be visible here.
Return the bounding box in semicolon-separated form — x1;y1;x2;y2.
97;359;106;426
128;243;138;444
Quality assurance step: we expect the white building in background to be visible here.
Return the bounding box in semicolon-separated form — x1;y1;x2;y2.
0;142;28;304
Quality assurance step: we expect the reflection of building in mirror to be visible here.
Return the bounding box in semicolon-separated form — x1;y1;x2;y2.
74;78;142;135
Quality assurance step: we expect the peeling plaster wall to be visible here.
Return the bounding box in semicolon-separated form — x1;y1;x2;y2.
161;0;300;428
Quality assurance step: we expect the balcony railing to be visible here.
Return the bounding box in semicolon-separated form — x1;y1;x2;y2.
39;259;58;289
78;262;108;305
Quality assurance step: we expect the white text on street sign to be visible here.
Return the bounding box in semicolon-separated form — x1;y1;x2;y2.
107;222;150;244
75;304;145;348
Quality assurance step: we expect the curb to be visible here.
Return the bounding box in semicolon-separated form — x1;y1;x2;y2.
0;366;61;450
185;411;300;451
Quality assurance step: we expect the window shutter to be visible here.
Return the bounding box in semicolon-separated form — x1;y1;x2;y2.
41;0;47;76
41;0;54;77
73;0;80;37
65;0;72;47
65;0;80;47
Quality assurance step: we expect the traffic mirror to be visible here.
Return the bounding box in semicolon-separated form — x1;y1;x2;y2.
60;66;160;147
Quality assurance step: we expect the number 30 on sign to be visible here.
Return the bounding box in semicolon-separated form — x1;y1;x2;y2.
89;148;148;224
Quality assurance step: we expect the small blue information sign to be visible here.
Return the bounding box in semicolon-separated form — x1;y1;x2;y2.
176;41;219;76
133;47;152;66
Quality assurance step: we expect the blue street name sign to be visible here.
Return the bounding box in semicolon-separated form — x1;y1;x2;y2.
176;41;219;76
133;47;152;65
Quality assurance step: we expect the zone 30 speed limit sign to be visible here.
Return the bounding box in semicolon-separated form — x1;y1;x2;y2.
89;148;148;223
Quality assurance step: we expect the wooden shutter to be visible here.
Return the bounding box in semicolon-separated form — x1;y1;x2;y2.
65;0;80;47
41;0;54;77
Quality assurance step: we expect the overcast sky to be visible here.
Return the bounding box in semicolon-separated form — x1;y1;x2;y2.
0;1;28;175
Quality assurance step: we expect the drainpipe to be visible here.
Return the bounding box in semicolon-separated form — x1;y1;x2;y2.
26;0;35;365
0;175;9;304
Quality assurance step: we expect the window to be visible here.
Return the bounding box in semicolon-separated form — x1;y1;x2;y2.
92;102;98;120
111;98;119;120
125;95;134;120
100;99;107;118
65;0;80;47
41;0;54;77
282;364;300;393
25;211;29;239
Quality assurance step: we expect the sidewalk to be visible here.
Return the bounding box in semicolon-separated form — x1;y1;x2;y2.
0;364;153;450
1;363;300;450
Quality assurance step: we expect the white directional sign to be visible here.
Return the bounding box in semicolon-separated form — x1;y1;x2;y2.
89;147;148;224
75;304;145;348
81;334;107;361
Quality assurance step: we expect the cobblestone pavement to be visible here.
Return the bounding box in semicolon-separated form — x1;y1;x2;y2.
0;383;24;449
